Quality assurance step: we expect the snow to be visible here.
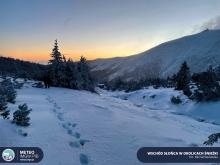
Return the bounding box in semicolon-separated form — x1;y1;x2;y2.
1;82;220;165
106;86;220;128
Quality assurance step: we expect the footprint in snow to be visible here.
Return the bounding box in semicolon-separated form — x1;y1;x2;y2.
69;141;80;148
79;139;90;146
62;123;77;130
46;97;53;103
53;108;57;113
67;130;81;139
67;129;73;135
79;153;89;165
62;123;69;130
57;113;64;121
67;122;77;128
54;103;61;109
74;132;81;139
71;123;77;128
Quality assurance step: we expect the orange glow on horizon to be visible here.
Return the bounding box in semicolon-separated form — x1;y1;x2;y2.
0;43;155;63
0;51;138;63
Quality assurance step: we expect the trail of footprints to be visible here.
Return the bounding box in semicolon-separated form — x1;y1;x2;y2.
46;96;90;165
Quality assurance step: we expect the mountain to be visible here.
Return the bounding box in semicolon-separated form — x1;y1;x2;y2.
0;56;46;79
90;29;220;82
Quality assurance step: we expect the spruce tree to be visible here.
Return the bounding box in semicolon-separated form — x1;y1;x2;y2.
0;79;16;103
204;133;220;145
192;65;220;101
13;104;31;126
48;39;64;86
175;61;191;96
49;39;63;64
0;96;10;119
47;41;95;92
64;59;78;89
215;65;220;80
77;56;95;91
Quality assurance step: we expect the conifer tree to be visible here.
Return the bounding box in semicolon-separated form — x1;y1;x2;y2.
48;39;64;86
77;56;95;91
64;59;78;89
175;61;191;96
215;65;220;80
192;65;220;101
47;41;95;92
49;39;63;64
13;104;31;126
0;96;10;119
0;79;16;103
204;133;220;145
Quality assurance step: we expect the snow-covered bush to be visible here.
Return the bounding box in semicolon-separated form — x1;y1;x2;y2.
13;104;32;127
150;94;156;99
204;133;220;146
32;82;44;88
13;81;24;89
18;129;28;137
170;96;182;104
0;79;17;103
0;96;10;119
191;66;220;101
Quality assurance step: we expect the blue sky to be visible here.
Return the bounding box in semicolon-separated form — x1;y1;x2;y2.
1;0;220;62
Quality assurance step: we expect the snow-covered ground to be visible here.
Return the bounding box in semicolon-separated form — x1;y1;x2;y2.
0;82;220;165
107;87;220;125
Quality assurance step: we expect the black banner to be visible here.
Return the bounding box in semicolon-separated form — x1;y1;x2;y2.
0;147;43;163
137;147;220;163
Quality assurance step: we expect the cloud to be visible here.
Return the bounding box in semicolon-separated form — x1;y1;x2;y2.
193;16;220;33
201;16;220;30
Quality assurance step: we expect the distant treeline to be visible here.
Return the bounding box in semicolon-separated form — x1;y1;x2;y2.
104;78;170;92
0;56;46;80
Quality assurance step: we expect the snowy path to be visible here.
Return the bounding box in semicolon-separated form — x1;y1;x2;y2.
0;85;220;165
45;95;90;165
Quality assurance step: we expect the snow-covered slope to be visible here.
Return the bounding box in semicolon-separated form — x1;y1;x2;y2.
107;87;220;126
1;82;220;165
90;30;220;82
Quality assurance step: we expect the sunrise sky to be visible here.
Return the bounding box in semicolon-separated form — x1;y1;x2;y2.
1;0;220;63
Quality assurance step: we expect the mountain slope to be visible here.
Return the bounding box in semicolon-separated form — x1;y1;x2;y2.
90;30;220;82
0;56;46;79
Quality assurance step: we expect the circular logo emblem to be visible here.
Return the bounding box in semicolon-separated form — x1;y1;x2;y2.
2;149;15;162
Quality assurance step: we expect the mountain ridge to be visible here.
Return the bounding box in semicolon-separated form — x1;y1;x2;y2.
90;29;220;82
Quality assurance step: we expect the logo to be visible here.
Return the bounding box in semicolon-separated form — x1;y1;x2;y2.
2;149;15;162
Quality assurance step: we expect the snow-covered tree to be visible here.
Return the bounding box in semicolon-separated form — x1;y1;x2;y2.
77;56;95;91
214;65;220;80
175;61;191;96
48;39;65;86
0;79;16;103
192;65;220;101
47;41;95;91
49;39;63;64
0;96;10;119
204;133;220;145
13;104;32;126
64;59;79;89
